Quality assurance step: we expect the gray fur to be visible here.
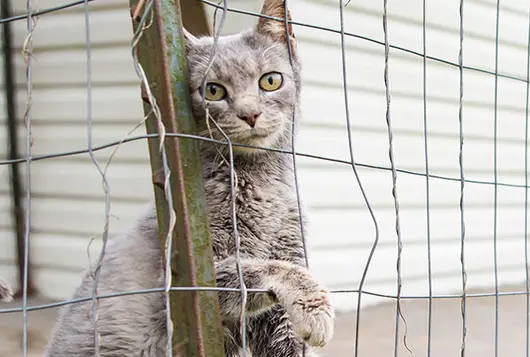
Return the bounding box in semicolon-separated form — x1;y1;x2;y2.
0;278;13;302
44;1;334;356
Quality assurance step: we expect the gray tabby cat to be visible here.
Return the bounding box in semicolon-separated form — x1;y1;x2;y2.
44;1;334;356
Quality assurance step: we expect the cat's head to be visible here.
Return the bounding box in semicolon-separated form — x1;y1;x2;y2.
184;0;300;155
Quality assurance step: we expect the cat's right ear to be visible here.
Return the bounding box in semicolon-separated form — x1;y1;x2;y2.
182;27;200;51
256;0;296;52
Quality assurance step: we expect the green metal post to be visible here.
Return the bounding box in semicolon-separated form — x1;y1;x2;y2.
128;1;225;356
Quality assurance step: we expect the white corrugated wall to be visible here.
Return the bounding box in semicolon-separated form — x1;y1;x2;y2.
290;0;530;310
0;0;152;299
1;0;529;312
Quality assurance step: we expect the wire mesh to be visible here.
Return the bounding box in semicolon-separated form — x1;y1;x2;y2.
458;1;467;356
525;5;530;357
20;0;34;355
421;1;434;356
0;0;529;356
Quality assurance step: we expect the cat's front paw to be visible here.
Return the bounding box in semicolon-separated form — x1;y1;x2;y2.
286;288;334;347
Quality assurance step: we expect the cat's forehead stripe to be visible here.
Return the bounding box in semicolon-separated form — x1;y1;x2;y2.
197;35;285;84
186;29;299;93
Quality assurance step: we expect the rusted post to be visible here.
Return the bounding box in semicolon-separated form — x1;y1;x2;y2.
128;1;225;356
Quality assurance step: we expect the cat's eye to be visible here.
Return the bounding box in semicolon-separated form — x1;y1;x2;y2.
204;83;227;101
259;72;283;92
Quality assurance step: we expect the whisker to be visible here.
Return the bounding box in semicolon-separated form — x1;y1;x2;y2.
195;59;213;71
205;111;231;172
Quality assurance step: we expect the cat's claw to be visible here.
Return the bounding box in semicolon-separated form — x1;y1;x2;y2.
286;288;334;347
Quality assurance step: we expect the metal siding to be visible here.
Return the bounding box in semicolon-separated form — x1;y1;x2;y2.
0;0;528;311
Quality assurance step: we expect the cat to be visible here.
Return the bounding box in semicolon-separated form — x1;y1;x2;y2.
44;0;334;356
0;278;13;302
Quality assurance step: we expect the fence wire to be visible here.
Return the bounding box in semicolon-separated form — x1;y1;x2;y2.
20;0;34;355
422;1;434;356
525;3;530;357
458;1;467;357
0;0;529;357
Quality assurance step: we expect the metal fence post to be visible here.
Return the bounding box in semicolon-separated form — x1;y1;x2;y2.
128;1;226;356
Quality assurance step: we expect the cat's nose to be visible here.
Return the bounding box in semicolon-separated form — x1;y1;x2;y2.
238;112;262;128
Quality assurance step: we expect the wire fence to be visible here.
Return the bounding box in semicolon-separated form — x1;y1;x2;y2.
1;0;530;356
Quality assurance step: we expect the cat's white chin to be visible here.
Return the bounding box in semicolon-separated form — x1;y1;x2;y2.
233;145;262;154
232;133;279;155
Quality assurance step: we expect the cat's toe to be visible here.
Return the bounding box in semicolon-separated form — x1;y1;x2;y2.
288;289;335;348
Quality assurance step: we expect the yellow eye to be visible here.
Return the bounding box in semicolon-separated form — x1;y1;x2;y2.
259;72;283;92
204;83;227;101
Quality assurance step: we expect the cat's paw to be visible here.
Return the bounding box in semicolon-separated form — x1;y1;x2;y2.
286;288;334;347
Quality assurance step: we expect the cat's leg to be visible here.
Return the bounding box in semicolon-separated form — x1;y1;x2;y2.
247;305;322;357
44;234;168;356
215;257;334;348
224;320;244;357
44;287;167;357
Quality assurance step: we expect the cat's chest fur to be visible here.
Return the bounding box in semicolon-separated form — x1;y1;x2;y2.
203;162;300;261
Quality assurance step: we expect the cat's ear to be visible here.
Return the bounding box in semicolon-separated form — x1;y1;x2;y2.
182;27;200;50
256;0;296;52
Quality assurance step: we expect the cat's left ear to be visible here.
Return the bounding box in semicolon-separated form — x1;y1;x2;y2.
182;27;200;51
256;0;296;52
